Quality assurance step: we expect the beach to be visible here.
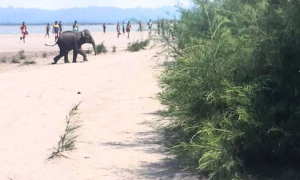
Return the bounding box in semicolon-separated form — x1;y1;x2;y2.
0;31;198;180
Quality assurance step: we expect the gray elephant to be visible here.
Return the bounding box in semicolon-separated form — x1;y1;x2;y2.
45;29;96;64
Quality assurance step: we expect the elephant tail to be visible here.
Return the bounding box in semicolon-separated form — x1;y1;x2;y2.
45;42;58;47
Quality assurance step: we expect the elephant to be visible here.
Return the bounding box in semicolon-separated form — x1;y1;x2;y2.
45;29;96;64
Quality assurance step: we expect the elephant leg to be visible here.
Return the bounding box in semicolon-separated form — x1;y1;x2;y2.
53;49;65;64
78;48;88;61
53;53;63;64
64;51;69;63
73;49;78;63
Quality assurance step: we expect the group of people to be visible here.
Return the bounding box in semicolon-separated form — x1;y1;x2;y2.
20;19;177;43
45;21;79;41
115;21;132;38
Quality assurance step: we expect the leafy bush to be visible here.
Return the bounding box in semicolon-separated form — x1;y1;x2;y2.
158;0;300;179
96;42;107;54
127;39;150;52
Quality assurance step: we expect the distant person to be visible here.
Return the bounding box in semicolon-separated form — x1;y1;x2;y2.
116;22;121;38
122;22;126;35
103;23;106;33
73;21;79;31
126;21;131;38
58;21;63;34
45;23;51;38
138;21;142;32
20;22;27;43
53;21;59;41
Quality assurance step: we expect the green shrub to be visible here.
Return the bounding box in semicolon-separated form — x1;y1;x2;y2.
158;0;300;179
128;39;150;52
96;42;107;54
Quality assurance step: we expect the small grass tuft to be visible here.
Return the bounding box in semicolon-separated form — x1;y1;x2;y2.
48;102;82;160
112;45;117;53
42;52;48;58
18;50;26;60
127;39;150;52
22;60;36;65
0;56;7;63
96;42;108;54
11;57;20;64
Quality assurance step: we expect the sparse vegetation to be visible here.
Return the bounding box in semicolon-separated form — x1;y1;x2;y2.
127;39;150;52
112;45;117;53
22;60;36;65
18;50;26;60
48;102;81;160
96;42;108;54
0;56;7;63
11;57;20;64
42;52;48;58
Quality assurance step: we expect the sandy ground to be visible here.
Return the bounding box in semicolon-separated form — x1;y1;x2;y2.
0;31;200;180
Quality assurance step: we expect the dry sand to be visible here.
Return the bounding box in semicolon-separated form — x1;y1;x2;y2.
0;31;199;180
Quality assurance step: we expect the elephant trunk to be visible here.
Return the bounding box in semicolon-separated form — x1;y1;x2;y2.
91;39;96;56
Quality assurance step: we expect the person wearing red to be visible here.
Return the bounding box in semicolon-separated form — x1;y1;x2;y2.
20;22;27;43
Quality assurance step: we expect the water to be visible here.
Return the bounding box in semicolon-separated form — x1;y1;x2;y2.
0;24;142;35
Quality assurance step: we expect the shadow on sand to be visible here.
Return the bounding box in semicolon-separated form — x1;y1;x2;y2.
100;113;205;180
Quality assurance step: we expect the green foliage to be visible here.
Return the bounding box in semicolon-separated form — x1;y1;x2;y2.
127;39;150;52
96;42;108;54
158;0;300;179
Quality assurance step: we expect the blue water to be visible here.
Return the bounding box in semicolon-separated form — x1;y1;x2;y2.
0;24;141;35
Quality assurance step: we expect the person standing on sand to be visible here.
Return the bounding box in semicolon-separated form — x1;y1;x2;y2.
126;21;131;38
122;22;126;35
53;21;59;42
45;23;51;38
116;22;121;38
73;21;79;32
58;21;63;34
20;22;27;43
103;23;106;33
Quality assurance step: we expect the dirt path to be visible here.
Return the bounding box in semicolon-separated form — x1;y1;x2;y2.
0;36;198;179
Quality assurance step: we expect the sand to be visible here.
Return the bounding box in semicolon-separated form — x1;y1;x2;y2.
0;31;199;180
